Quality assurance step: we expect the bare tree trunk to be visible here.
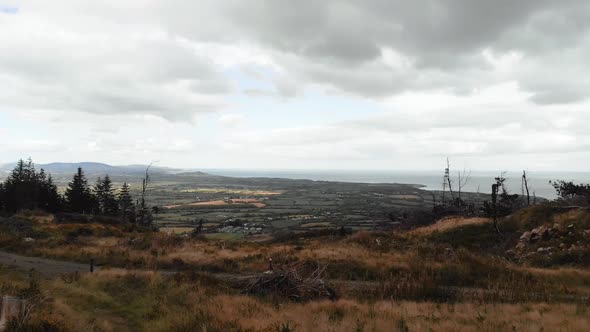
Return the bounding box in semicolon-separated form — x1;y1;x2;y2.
137;163;152;225
491;175;507;237
522;170;530;206
441;175;446;205
457;168;471;200
446;158;455;201
457;171;462;199
491;183;501;236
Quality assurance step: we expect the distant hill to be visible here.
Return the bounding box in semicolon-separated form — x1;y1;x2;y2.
0;161;186;176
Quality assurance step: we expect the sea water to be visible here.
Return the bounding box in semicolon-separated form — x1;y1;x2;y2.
202;169;590;200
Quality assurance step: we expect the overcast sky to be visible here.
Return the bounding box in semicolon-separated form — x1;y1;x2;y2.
1;1;590;171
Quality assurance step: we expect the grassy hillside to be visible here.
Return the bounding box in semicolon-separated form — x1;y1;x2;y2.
1;204;589;331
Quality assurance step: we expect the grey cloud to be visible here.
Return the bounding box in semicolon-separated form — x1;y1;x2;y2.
218;0;590;102
303;32;380;64
0;15;230;121
529;89;589;105
4;0;590;120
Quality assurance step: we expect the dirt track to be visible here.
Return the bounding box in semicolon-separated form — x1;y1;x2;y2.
0;251;94;276
0;250;251;282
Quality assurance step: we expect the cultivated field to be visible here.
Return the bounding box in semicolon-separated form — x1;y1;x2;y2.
53;171;486;238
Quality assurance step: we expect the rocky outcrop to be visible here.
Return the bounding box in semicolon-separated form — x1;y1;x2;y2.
509;223;590;262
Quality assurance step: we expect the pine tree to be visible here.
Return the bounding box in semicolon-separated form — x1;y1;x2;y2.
3;159;40;212
0;182;5;211
94;176;105;214
37;170;63;212
0;158;64;214
97;175;119;216
118;182;135;222
65;167;95;214
45;174;63;212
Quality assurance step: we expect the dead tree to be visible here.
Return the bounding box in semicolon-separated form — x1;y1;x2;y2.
491;182;500;235
441;173;447;205
491;175;506;236
445;158;455;201
457;168;471;200
521;170;530;206
136;163;153;225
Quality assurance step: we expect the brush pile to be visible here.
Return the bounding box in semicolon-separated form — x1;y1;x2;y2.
242;263;336;302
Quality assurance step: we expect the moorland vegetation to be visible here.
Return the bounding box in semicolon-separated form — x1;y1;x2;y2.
1;159;590;331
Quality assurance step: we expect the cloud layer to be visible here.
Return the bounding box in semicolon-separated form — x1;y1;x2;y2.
1;1;590;170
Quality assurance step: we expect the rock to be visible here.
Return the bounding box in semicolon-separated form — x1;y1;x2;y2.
568;224;575;230
530;226;549;242
22;237;34;243
520;231;532;242
537;247;545;253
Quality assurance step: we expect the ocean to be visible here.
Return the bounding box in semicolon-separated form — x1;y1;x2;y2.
202;169;590;200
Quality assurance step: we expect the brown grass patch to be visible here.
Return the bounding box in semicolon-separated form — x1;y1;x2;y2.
12;267;588;332
409;217;490;236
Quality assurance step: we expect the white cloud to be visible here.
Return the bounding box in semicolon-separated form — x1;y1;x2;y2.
2;1;590;171
218;114;246;128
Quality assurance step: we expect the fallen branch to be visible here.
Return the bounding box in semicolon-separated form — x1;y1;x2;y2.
242;263;337;302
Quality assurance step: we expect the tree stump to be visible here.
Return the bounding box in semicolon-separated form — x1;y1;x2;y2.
0;295;26;331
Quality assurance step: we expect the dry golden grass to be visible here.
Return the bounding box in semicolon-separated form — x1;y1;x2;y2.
409;217;490;236
206;297;590;332
13;269;589;332
4;208;590;331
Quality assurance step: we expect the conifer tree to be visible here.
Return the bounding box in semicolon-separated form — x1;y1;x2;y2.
46;174;63;212
118;182;135;221
65;167;95;214
0;159;64;213
38;171;63;212
3;159;40;212
95;175;118;216
94;176;105;214
0;182;5;212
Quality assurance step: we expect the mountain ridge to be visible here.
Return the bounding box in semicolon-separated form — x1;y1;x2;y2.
0;161;186;175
